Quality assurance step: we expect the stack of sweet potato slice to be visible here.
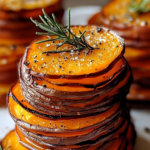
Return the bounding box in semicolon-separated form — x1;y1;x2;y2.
1;26;136;150
0;0;63;105
88;0;150;107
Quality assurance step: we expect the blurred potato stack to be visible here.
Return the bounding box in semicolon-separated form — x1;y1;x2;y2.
88;0;150;107
0;0;64;105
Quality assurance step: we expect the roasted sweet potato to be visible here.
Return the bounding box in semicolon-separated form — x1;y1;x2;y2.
4;23;135;149
0;0;62;13
1;130;27;150
89;0;150;42
88;0;150;105
24;26;124;77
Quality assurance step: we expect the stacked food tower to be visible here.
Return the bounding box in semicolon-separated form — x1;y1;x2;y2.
88;0;150;107
0;0;63;105
1;10;135;150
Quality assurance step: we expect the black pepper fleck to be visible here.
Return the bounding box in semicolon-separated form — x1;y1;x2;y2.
43;84;47;88
34;60;38;63
24;61;30;66
46;53;50;56
97;27;102;32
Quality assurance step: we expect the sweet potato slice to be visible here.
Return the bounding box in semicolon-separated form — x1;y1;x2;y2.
38;58;126;86
24;26;124;77
125;47;150;61
127;83;150;101
1;130;27;150
128;58;150;71
88;12;102;26
0;0;61;12
0;45;26;59
8;93;120;131
10;82;122;118
101;0;150;29
89;0;150;41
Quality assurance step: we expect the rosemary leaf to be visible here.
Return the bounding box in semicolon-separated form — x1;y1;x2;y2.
39;15;48;26
42;9;55;27
129;0;150;13
36;32;51;35
68;8;71;38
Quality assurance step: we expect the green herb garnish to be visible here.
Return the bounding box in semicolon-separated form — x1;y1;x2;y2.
0;144;3;150
129;0;150;13
30;8;95;53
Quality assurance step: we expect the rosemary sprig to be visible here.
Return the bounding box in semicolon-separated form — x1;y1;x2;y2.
30;8;95;53
129;0;150;13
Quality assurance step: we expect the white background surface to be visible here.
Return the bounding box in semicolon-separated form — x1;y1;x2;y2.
0;6;150;150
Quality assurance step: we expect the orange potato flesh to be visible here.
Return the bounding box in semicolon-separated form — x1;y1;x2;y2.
12;66;130;118
132;70;150;80
35;78;94;92
0;36;38;45
0;0;61;11
88;12;102;26
22;123;103;138
31;59;126;93
102;0;150;27
2;122;133;150
9;94;120;130
26;26;124;76
125;47;150;60
128;58;150;71
0;82;13;95
127;84;150;101
16;118;128;150
11;82;59;114
0;56;19;66
71;67;131;107
0;45;26;58
19;117;122;139
16;118;126;150
12;83;117;138
16;126;87;149
1;130;27;150
89;117;125;141
42;58;125;85
107;137;124;150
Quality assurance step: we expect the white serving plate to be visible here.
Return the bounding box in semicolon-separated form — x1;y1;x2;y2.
0;6;150;150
